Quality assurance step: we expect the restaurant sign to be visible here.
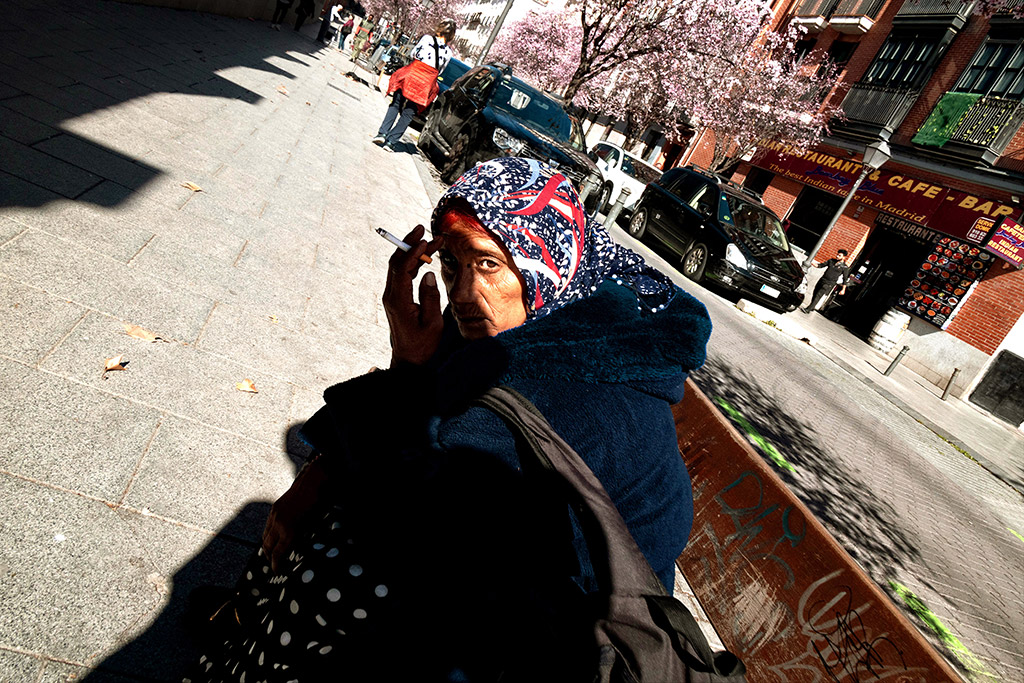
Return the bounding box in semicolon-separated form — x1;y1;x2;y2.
753;142;1019;244
984;217;1024;268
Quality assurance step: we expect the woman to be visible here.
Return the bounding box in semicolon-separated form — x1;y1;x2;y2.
186;158;711;681
372;19;456;152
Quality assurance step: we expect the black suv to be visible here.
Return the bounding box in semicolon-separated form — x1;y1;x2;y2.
628;168;807;312
417;64;598;188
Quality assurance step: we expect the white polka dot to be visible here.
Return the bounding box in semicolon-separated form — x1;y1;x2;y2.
349;564;363;576
250;588;259;596
374;585;388;597
326;588;341;602
353;608;367;619
331;521;341;530
313;543;325;550
290;599;299;614
319;645;333;654
307;640;319;649
266;619;274;634
246;571;253;580
262;566;269;574
279;588;286;602
240;673;246;683
316;613;327;626
258;652;265;666
326;548;339;558
280;631;291;646
301;570;314;583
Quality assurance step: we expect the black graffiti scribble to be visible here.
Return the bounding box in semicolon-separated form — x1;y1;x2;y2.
809;588;909;682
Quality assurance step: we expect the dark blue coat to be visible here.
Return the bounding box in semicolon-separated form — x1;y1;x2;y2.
302;280;711;592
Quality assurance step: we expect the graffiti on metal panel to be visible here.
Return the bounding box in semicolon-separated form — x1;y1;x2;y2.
692;474;927;682
770;570;925;682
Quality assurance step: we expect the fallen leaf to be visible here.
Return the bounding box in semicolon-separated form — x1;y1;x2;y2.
236;378;258;393
305;101;311;106
103;354;127;378
276;85;289;96
123;323;164;343
267;315;280;324
181;181;203;192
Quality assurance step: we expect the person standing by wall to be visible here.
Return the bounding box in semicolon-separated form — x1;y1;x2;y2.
372;19;456;152
269;0;293;30
316;0;341;44
802;249;850;313
293;0;315;31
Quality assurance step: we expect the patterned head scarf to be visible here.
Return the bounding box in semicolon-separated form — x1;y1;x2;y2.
431;157;677;319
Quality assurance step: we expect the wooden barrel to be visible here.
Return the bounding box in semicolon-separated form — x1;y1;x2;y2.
869;308;911;353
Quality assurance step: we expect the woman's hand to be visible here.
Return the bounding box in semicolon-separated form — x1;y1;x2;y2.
262;457;328;573
382;225;443;366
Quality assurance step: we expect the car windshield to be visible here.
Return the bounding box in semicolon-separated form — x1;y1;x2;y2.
490;78;572;141
724;196;789;251
439;59;470;85
622;155;660;184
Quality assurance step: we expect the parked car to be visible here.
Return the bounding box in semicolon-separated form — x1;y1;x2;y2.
589;141;661;217
417;64;599;191
410;57;472;129
628;167;807;312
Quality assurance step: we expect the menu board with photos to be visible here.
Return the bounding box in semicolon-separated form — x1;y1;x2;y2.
897;236;995;327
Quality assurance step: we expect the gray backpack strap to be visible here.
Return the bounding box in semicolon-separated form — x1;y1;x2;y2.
476;386;746;680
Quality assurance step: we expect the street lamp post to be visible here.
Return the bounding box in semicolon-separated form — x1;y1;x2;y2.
475;0;514;66
802;140;891;269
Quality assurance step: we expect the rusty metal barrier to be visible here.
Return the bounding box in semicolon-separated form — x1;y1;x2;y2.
672;379;960;682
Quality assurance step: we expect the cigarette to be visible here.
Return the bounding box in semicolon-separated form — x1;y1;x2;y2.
375;227;432;264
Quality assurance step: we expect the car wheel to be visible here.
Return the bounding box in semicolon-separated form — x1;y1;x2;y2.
418;107;441;155
597;183;612;213
681;243;708;282
627;206;647;239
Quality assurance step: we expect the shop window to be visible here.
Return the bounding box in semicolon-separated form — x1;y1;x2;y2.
956;33;1024;100
794;39;817;66
744;167;775;196
827;40;857;70
862;30;942;88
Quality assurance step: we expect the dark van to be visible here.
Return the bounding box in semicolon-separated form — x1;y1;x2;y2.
628;167;807;312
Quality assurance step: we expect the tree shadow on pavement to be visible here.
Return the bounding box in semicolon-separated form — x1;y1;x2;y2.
690;356;923;580
0;0;332;209
80;424;309;682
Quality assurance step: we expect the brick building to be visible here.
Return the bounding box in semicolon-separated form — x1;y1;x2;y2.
701;0;1024;427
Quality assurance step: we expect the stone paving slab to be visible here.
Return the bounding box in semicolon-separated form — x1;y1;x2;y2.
0;278;86;365
0;230;215;342
0;651;44;682
40;312;294;441
0;358;161;501
0;478;162;664
123;416;295;534
3;201;157;264
0;135;103;199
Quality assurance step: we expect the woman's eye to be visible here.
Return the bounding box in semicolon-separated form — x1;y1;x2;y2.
438;252;456;269
480;258;500;269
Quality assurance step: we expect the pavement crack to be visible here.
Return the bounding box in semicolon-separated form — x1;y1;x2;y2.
126;233;157;266
193;300;219;347
36;310;89;368
232;239;249;267
117;416;164;506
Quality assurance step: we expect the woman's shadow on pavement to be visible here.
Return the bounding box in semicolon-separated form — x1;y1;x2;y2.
80;425;311;683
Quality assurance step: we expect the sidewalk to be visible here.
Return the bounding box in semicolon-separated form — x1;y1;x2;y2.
741;298;1024;496
0;2;440;679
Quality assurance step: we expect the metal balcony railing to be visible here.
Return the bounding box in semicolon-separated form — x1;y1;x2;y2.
833;0;887;18
792;0;840;17
833;83;919;140
950;95;1024;145
893;0;976;27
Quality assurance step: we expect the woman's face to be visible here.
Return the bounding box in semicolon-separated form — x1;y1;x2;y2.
437;215;528;340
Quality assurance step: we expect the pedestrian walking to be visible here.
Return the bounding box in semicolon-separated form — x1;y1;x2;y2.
315;0;341;44
269;0;293;30
372;19;455;152
293;0;315;31
338;14;354;49
802;249;850;313
349;13;375;61
182;157;711;681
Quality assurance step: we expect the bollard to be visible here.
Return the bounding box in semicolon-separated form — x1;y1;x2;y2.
577;171;602;209
941;367;960;401
604;186;631;227
884;345;910;376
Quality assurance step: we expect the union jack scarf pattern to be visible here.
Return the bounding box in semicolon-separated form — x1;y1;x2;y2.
432;157;677;318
